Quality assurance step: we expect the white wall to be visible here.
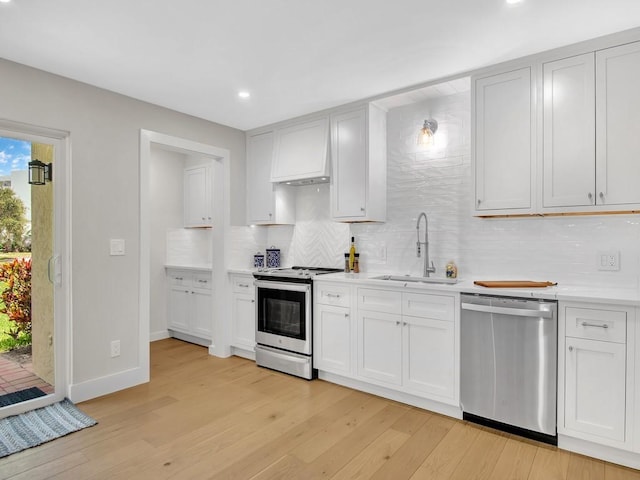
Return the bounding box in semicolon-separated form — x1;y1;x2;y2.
0;57;245;395
149;147;184;340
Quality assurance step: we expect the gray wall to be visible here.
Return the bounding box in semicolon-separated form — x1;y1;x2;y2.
0;57;246;386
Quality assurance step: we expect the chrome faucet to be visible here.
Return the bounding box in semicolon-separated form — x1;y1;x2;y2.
416;212;436;277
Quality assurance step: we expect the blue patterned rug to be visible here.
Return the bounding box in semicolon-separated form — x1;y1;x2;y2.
0;398;97;458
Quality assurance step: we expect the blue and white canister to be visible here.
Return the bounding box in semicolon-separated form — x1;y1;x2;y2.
253;252;265;268
266;246;280;268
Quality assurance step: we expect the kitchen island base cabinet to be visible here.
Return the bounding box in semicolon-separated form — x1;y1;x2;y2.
166;268;213;347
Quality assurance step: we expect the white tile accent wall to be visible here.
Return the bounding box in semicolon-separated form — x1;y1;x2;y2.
166;228;212;266
229;90;640;289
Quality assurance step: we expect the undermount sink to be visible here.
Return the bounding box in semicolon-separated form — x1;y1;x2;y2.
373;274;458;285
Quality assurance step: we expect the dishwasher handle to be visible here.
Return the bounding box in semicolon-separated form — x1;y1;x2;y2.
461;302;554;319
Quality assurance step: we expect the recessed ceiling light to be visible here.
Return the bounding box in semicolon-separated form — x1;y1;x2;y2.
238;91;251;99
506;0;523;4
0;0;12;4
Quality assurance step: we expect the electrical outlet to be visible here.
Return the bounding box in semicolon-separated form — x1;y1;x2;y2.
110;340;121;358
597;250;620;271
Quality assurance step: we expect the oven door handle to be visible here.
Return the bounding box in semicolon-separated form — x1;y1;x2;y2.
254;280;311;293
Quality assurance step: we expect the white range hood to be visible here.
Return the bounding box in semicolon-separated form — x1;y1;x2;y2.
270;117;330;185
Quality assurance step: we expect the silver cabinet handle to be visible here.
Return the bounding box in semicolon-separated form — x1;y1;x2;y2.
569;346;574;352
251;299;255;303
176;277;183;281
477;199;481;206
326;293;341;298
587;192;593;201
360;207;365;212
403;322;408;326
238;283;249;288
581;321;609;329
395;321;401;326
197;279;208;283
599;192;605;199
344;313;349;318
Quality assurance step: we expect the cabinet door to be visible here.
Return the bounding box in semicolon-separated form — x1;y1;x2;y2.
246;131;277;224
596;41;640;206
564;337;626;442
474;67;534;213
190;289;213;339
184;166;211;227
168;285;190;333
403;316;455;401
314;304;351;375
543;54;596;208
232;293;256;350
331;108;367;219
357;310;402;386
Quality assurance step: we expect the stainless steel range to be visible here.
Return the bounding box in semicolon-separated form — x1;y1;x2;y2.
253;266;342;379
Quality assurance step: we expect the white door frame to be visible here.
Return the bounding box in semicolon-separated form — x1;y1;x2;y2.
139;130;231;374
0;119;71;417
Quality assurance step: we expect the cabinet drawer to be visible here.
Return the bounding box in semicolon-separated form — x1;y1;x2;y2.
316;283;350;307
403;293;454;321
167;271;191;287
192;274;213;290
565;306;626;343
232;275;254;295
358;288;402;313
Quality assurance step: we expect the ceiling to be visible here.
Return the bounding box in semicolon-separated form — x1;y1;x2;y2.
1;1;640;131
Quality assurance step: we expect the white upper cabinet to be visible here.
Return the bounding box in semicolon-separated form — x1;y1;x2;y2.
270;117;330;184
184;165;212;228
246;131;295;225
330;104;386;222
543;53;596;208
542;41;640;212
595;41;640;207
473;67;535;214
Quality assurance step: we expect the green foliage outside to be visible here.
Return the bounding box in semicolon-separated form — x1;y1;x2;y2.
0;187;29;252
0;257;32;352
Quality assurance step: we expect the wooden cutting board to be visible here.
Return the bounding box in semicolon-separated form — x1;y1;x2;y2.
474;280;558;288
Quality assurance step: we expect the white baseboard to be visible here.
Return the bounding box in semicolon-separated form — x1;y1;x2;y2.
318;371;462;420
558;435;640;470
150;330;170;342
69;366;148;404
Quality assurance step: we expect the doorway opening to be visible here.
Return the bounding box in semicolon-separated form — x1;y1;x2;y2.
0;122;70;418
139;130;231;383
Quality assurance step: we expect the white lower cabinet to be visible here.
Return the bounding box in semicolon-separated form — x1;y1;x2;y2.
230;273;256;354
559;302;634;451
314;282;353;375
358;309;403;385
353;287;458;406
166;268;212;345
403;315;455;400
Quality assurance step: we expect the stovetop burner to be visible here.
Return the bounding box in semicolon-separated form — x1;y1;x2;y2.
253;265;343;280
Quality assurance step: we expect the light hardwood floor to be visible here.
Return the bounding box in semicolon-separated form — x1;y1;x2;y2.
2;338;640;479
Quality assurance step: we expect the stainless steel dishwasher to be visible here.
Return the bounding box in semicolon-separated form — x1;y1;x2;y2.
460;293;558;445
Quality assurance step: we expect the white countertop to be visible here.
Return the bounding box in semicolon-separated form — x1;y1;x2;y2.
315;272;640;307
165;264;212;272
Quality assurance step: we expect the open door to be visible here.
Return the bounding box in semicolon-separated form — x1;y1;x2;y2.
0;124;69;418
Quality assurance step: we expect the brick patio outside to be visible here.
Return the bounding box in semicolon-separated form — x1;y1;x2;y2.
0;353;54;395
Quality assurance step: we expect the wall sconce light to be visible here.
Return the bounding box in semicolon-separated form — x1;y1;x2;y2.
28;159;53;185
417;119;438;146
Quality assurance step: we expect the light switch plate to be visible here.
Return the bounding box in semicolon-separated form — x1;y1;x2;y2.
110;239;125;256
